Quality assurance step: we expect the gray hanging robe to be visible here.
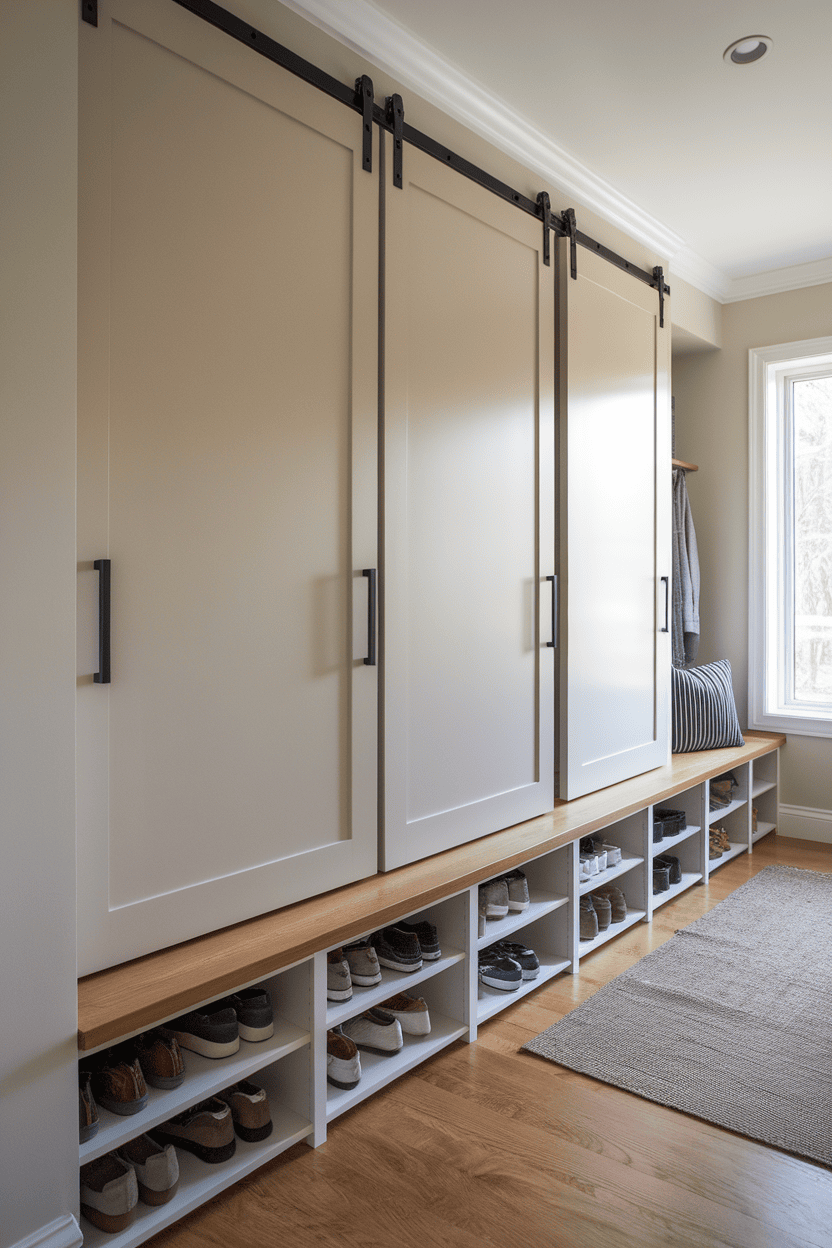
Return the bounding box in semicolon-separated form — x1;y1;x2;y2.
672;467;700;667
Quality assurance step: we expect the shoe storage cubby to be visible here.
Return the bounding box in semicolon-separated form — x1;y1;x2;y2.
77;737;781;1247
648;785;706;914
577;812;648;961
476;844;573;1026
751;752;779;844
323;891;470;1122
707;763;751;874
79;960;316;1248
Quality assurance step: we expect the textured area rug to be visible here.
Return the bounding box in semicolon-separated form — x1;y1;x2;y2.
523;865;832;1166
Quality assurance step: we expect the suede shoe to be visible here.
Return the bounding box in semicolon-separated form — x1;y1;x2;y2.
590;891;612;931
327;948;353;1001
579;896;598;941
78;1068;99;1142
132;1028;185;1089
80;1153;139;1233
327;1028;361;1088
343;940;382;986
379;992;432;1035
168;1002;240;1059
90;1049;148;1116
593;883;627;923
117;1134;179;1206
151;1097;236;1163
216;1080;273;1142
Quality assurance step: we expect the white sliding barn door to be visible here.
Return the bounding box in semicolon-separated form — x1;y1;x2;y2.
382;138;556;870
77;0;378;974
558;240;671;799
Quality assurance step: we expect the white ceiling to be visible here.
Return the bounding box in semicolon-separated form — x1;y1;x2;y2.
280;0;832;303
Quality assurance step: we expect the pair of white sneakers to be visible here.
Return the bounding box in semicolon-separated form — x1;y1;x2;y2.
579;842;621;882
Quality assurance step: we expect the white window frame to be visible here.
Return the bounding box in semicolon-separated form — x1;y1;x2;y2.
749;335;832;737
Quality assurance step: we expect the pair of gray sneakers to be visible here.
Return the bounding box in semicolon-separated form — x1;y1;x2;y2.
478;869;530;931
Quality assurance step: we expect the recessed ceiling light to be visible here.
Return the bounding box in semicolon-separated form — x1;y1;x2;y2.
723;35;772;64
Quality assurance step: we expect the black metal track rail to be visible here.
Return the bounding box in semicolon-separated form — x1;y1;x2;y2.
168;0;668;304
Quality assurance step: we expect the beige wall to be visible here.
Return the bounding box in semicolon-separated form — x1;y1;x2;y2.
670;274;722;351
0;1;80;1244
672;282;832;811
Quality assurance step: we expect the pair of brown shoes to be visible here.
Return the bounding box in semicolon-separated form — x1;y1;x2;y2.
82;1029;185;1122
150;1081;272;1163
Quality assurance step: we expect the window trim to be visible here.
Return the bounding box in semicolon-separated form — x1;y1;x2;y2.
749;335;832;737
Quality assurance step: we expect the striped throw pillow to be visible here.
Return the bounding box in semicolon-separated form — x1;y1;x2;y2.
672;660;744;753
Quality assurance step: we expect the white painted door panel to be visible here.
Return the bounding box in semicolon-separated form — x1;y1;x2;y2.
383;140;556;869
558;240;671;798
77;0;378;974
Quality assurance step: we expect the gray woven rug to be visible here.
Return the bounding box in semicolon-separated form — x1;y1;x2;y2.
523;865;832;1166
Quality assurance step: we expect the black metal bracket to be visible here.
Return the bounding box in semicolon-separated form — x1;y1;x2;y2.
93;558;111;683
563;208;578;280
387;94;404;189
81;0;97;25
653;265;666;328
537;192;551;267
355;76;374;173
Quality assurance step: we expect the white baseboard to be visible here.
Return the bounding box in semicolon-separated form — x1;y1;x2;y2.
10;1216;82;1248
778;804;832;844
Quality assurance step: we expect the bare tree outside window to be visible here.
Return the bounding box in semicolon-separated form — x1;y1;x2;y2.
793;376;832;702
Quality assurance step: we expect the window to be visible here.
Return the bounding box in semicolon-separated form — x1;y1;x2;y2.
749;336;832;736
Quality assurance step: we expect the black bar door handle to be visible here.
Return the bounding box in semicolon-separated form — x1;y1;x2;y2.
362;568;377;666
546;575;557;648
93;558;111;683
660;575;669;633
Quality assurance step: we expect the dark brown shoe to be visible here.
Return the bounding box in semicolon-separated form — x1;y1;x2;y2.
216;1081;273;1142
78;1067;99;1142
91;1050;148;1116
151;1097;236;1163
133;1029;185;1089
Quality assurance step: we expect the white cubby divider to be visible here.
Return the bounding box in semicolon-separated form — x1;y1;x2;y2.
78;745;780;1248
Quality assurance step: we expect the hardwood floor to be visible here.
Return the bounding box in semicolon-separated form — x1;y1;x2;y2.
149;836;832;1248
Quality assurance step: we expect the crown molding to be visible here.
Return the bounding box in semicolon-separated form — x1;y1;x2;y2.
668;247;732;303
278;0;684;260
720;255;832;303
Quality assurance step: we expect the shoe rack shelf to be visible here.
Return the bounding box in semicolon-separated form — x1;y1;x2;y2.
77;734;782;1248
80;960;316;1248
81;1097;314;1248
325;1011;469;1121
80;1017;310;1165
578;852;644;896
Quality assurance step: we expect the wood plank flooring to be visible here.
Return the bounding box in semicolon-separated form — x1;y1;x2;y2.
148;835;832;1248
